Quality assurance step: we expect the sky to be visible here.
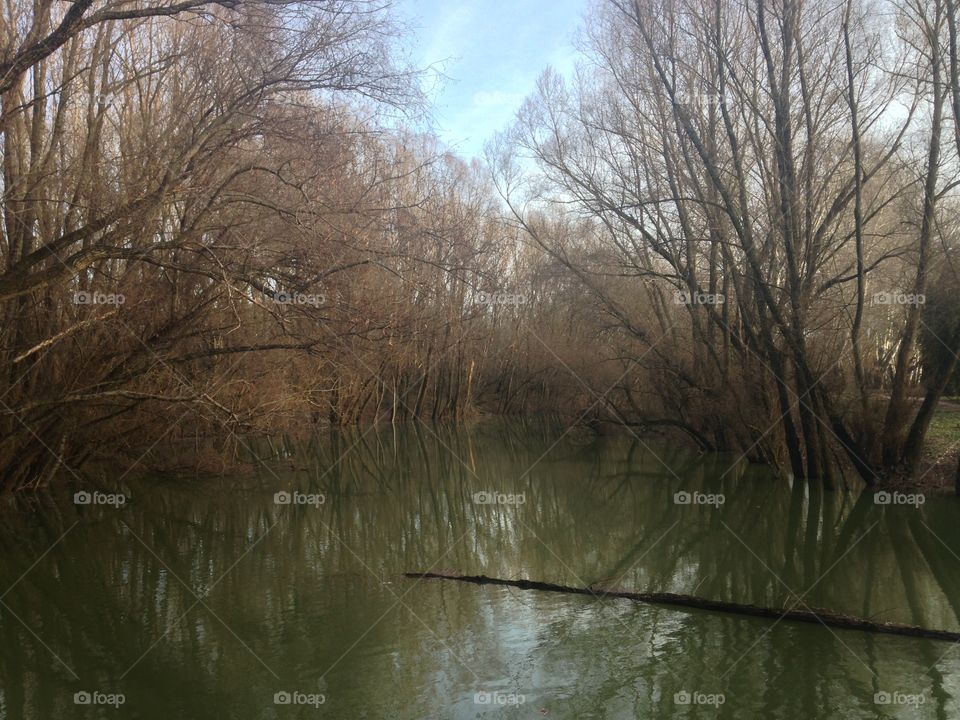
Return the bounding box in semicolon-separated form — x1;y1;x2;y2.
396;0;588;160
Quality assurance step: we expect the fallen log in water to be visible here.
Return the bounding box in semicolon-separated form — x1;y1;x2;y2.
405;571;960;643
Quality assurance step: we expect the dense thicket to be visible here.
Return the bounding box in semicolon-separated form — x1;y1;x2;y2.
1;0;958;491
492;0;960;488
0;0;550;490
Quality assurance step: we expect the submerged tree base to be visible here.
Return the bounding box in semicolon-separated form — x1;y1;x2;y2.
407;572;960;643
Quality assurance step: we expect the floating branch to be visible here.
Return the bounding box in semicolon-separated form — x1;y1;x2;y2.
406;572;960;643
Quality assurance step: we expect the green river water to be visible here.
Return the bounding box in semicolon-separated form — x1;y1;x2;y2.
0;420;958;718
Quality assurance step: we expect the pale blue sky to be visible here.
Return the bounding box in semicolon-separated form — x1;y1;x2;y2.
397;0;587;159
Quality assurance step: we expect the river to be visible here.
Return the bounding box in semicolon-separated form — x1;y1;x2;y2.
0;420;958;718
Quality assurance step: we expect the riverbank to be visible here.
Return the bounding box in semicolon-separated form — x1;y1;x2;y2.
902;407;960;494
